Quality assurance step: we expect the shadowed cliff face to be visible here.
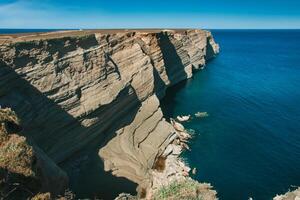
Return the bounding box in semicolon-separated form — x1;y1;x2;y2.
0;107;68;198
156;32;187;85
0;29;219;197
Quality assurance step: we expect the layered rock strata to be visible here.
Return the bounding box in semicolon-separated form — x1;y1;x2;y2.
0;29;219;197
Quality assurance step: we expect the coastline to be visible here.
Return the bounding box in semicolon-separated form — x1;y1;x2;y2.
0;29;219;199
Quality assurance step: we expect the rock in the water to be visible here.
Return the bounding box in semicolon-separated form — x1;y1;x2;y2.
195;111;209;118
115;193;137;200
176;115;191;122
171;119;185;132
192;167;197;175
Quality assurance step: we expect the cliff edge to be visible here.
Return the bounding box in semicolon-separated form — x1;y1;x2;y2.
0;29;219;198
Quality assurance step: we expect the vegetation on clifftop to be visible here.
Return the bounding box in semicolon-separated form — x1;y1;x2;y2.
0;108;40;199
0;108;73;200
153;179;217;200
0;108;35;177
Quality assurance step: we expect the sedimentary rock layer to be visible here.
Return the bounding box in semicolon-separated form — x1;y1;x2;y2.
0;29;219;190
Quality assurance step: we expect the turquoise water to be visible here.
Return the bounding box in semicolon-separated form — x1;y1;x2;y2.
161;30;300;200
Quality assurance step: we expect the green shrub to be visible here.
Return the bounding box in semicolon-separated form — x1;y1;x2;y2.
154;179;217;200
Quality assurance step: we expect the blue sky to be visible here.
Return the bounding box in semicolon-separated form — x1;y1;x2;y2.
0;0;300;29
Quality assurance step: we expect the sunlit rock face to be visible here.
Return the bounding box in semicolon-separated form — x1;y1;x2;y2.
0;29;219;189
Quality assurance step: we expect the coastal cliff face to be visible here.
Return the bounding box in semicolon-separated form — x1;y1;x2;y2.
0;29;219;197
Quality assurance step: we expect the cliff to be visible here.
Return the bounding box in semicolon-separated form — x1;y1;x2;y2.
0;29;219;198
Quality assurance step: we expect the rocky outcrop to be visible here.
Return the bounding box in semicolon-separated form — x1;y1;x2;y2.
0;29;219;197
273;188;300;200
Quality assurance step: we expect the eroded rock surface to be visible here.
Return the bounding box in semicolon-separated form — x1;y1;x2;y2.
274;188;300;200
0;29;219;196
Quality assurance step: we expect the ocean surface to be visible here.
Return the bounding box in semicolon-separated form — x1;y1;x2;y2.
0;29;70;34
161;30;300;200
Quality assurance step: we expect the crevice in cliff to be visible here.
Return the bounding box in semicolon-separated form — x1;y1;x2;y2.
156;32;188;85
153;66;167;99
205;37;217;61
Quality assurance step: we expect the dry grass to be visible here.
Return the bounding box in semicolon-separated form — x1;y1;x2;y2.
0;108;39;199
31;193;51;200
0;108;75;199
0;134;35;177
153;156;166;172
0;108;19;125
0;108;20;144
138;187;147;199
0;108;35;177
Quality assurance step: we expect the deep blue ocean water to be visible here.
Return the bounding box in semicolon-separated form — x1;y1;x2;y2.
0;29;70;34
161;30;300;200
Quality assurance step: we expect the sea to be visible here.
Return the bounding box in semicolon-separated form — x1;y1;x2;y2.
0;29;69;34
1;29;300;200
161;29;300;200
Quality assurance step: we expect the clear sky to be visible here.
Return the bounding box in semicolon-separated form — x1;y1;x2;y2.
0;0;300;29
